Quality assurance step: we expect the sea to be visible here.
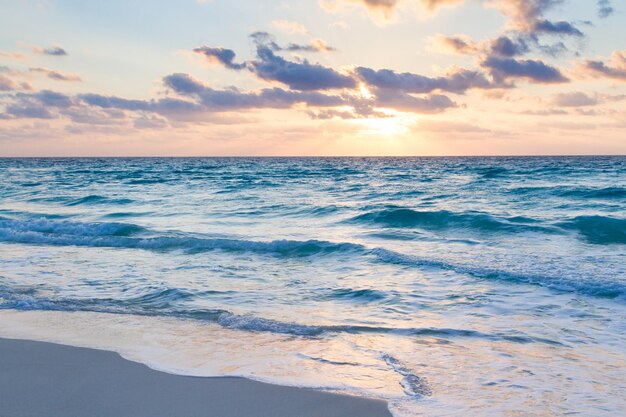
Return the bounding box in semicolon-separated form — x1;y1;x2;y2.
0;156;624;416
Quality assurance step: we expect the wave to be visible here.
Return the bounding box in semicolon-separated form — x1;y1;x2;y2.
0;217;363;256
556;187;626;200
1;216;623;299
0;216;144;237
382;354;432;397
475;166;510;179
372;248;626;299
509;186;626;200
349;208;548;234
323;288;388;302
65;195;134;206
558;215;626;245
0;285;563;345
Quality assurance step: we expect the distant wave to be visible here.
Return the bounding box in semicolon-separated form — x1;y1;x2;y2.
348;208;626;246
348;208;549;234
509;186;626;200
475;166;510;179
0;216;144;237
0;216;363;256
556;186;626;200
1;216;624;298
65;194;134;206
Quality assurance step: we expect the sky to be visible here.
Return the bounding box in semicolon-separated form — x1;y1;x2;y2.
0;0;625;156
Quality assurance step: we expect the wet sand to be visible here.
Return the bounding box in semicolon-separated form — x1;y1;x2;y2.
0;337;392;417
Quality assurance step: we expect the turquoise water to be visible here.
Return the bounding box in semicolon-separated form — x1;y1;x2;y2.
0;157;625;415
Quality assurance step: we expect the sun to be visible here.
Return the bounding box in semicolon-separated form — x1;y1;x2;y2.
355;113;414;137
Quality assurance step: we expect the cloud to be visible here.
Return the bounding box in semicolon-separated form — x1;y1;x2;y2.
1;91;70;119
414;119;491;133
579;49;626;81
32;46;68;56
284;39;337;53
552;92;598;107
0;74;32;91
248;31;337;53
421;0;463;11
532;19;583;37
251;47;354;90
349;0;399;17
489;36;530;57
2;73;350;123
373;90;456;113
355;66;499;93
196;33;351;91
29;67;82;82
163;73;346;109
271;20;308;35
0;50;26;60
597;0;615;18
431;35;479;54
133;115;169;129
482;56;568;83
3;104;55;119
520;108;569;115
79;93;152;112
325;0;583;39
192;47;247;70
319;0;400;23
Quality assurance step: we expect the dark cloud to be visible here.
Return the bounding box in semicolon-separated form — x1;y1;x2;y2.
532;19;583;37
192;47;247;70
2;90;69;118
77;73;351;120
29;67;82;82
33;46;68;56
355;67;499;94
580;50;626;81
163;73;346;110
79;93;152;111
195;33;349;91
162;72;208;94
250;49;355;90
597;0;614;18
28;90;74;108
482;56;568;83
4;104;55;119
490;36;530;57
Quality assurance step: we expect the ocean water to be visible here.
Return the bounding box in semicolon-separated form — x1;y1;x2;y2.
0;156;625;416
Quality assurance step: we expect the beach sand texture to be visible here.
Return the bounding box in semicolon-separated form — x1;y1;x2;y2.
0;337;392;417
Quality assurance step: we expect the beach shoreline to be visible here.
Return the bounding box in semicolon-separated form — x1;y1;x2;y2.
0;337;392;417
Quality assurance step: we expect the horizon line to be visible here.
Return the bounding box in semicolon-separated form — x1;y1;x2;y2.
1;154;625;159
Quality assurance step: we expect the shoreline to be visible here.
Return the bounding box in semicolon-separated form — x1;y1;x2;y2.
0;337;392;417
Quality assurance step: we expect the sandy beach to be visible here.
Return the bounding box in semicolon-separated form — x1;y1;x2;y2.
0;337;392;417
